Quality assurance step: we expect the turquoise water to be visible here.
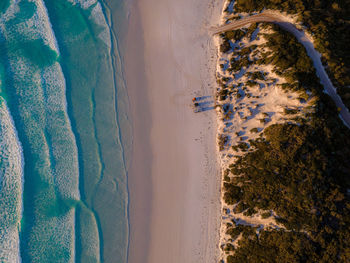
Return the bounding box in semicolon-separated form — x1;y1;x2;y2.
0;0;130;262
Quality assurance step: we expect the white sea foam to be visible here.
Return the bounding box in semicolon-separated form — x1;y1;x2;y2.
0;0;19;24
78;207;101;262
78;0;98;9
2;0;60;54
42;63;80;200
90;2;112;48
67;0;98;10
67;0;112;47
2;0;81;198
0;0;81;260
0;98;24;263
36;0;60;52
26;210;76;263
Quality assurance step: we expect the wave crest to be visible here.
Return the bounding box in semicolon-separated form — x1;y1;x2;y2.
0;97;24;263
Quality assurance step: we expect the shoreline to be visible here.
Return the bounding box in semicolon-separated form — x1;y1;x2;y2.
103;0;153;260
124;0;224;262
124;1;153;262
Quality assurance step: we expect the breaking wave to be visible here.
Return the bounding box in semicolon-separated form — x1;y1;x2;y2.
0;0;129;261
0;98;24;263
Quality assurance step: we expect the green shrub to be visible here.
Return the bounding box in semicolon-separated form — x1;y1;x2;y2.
283;108;299;115
250;128;259;133
220;40;231;53
261;211;271;219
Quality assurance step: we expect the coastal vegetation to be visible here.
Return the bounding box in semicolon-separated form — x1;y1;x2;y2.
217;5;350;261
229;0;350;110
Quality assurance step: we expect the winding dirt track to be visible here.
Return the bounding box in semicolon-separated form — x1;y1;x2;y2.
212;12;350;128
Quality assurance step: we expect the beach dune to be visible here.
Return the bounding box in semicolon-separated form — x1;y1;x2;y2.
125;0;223;262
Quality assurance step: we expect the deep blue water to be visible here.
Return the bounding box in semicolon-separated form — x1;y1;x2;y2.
0;0;130;262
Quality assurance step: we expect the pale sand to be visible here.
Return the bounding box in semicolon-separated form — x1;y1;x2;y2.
125;0;224;262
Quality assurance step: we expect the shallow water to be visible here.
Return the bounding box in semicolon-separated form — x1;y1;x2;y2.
0;0;130;262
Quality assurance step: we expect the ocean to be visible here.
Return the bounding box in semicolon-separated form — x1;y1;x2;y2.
0;0;131;262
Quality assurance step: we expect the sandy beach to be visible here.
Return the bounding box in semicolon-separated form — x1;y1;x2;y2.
124;0;224;262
